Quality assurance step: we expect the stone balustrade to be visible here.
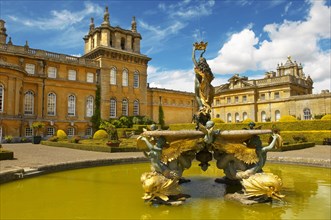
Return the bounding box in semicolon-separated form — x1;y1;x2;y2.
0;43;99;67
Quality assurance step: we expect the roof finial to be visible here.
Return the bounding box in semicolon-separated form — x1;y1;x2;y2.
89;17;95;31
7;36;12;45
102;6;110;25
287;55;291;61
131;16;137;32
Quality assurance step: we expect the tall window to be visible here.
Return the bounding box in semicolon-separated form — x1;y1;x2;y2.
133;71;139;88
47;92;56;116
243;112;248;121
122;99;128;116
110;67;117;85
68;70;77;81
68;95;76;116
47;127;55;136
110;98;116;118
122;69;128;86
121;37;125;50
86;96;94;117
227;97;231;104
133;100;139;116
87;72;94;83
275;110;281;121
67;127;75;136
25;64;35;75
260;94;265;101
303;108;311;120
242;96;247;103
0;84;3;112
235;112;240;122
227;113;232;123
274;92;280;99
86;127;93;136
235;96;239;103
48;67;57;78
24;91;34;115
261;111;266;122
25;127;33;137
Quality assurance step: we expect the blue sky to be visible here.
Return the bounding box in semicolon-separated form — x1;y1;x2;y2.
1;0;330;93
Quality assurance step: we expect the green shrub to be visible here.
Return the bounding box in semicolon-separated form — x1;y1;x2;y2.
212;118;225;123
93;129;108;140
242;118;254;124
321;114;331;120
56;130;67;140
48;136;59;142
278;115;297;122
292;135;308;143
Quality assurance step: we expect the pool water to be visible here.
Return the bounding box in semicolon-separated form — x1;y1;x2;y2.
0;162;330;220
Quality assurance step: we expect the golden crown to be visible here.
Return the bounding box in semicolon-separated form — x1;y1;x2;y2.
193;41;208;50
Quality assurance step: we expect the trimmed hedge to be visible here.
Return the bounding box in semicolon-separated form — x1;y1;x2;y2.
274;142;315;151
170;120;331;131
41;140;142;153
0;150;14;160
170;121;331;144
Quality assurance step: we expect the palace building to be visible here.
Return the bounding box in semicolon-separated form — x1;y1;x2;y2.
0;7;195;140
212;57;331;122
0;7;329;140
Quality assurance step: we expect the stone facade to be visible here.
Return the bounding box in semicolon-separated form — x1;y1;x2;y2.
0;10;196;140
213;56;330;122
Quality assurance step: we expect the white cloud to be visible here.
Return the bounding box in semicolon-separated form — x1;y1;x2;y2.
207;0;330;93
208;29;259;74
9;1;103;30
147;66;195;92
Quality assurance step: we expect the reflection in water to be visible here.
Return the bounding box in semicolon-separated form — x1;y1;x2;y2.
0;163;330;220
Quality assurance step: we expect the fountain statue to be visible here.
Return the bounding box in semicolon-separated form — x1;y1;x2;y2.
138;41;284;206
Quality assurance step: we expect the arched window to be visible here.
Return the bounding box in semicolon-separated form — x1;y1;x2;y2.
133;71;139;88
227;113;232;123
68;95;76;116
67;127;75;136
121;37;125;50
122;99;128;116
86;96;94;117
303;108;311;120
261;111;266;122
243;112;248;121
24;91;34;115
133;100;139;116
235;112;240;122
110;67;117;85
47;92;56;116
110;98;116;118
0;84;3;112
275;110;281;121
122;69;128;86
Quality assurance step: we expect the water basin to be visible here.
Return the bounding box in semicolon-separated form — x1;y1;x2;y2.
0;163;330;220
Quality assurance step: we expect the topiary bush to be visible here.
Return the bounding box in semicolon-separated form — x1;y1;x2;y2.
56;129;67;140
278;115;297;122
321;114;331;120
93;129;108;140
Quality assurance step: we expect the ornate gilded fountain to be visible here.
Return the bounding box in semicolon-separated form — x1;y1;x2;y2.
137;42;284;206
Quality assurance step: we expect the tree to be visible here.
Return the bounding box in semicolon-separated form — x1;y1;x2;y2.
91;85;101;132
158;104;165;128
